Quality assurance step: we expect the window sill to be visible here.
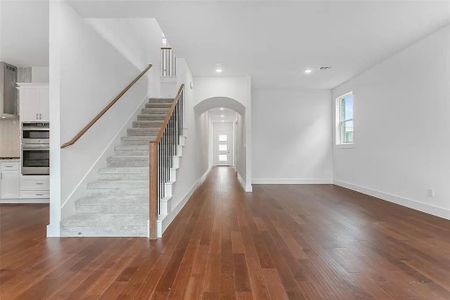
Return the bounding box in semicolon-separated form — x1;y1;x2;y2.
335;144;354;149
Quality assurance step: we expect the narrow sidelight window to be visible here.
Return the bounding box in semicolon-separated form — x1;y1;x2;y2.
336;92;354;145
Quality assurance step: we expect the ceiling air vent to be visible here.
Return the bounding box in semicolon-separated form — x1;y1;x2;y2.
320;66;331;70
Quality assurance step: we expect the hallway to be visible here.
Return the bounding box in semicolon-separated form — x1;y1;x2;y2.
1;167;450;299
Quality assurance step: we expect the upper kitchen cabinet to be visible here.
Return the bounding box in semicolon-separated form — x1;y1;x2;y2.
17;83;49;122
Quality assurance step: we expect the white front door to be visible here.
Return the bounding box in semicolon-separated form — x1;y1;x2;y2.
213;122;234;166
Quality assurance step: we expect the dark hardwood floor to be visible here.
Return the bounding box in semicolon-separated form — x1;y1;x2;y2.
1;167;450;299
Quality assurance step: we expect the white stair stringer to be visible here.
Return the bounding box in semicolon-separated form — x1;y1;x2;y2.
60;97;179;237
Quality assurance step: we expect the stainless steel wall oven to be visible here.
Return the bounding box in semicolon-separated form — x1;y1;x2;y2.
21;122;49;175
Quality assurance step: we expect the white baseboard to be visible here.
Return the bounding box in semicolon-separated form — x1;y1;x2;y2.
334;180;450;220
0;198;49;204
237;172;246;191
200;166;211;183
157;167;211;237
252;178;334;184
46;223;60;237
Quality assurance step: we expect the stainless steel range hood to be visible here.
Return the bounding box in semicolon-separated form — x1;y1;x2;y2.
0;62;18;119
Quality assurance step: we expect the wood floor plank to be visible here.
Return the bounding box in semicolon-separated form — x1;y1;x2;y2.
1;167;450;299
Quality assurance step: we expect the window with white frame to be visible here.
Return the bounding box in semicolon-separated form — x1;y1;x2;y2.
336;92;354;145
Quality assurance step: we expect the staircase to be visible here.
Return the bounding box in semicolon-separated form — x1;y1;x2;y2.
61;98;175;237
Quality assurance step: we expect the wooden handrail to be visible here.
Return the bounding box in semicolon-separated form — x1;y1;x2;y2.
61;64;152;149
152;84;185;144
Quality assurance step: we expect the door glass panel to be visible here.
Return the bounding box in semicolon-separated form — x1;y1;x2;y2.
218;135;227;142
219;154;227;161
219;144;227;151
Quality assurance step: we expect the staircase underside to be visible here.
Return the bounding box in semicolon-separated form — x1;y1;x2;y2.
61;98;179;237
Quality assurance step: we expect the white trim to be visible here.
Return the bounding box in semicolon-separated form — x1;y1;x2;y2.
334;180;450;220
335;144;354;149
0;199;49;204
46;222;60;237
335;91;354;147
252;178;334;184
157;166;211;237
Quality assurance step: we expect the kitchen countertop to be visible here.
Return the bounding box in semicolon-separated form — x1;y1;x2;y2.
0;157;20;160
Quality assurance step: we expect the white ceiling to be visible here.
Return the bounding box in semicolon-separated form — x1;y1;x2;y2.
208;108;237;122
0;0;49;67
2;1;449;88
69;0;450;89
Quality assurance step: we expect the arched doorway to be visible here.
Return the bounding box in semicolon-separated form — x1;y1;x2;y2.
194;97;251;192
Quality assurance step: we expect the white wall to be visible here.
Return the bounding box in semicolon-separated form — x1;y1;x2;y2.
252;89;333;184
332;24;450;220
194;76;251;107
235;113;246;187
86;18;163;71
32;67;49;82
49;1;153;234
86;18;163;104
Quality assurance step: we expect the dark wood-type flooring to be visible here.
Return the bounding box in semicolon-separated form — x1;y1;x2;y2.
1;167;450;299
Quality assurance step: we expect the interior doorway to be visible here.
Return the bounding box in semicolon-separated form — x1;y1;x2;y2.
213;122;234;166
194;96;251;192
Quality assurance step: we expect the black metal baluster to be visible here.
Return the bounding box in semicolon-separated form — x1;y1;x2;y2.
175;105;178;150
161;134;163;202
164;129;167;199
172;113;175;157
157;143;160;213
162;131;165;200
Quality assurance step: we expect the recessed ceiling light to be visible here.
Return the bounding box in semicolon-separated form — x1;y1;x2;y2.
220;107;224;111
304;68;313;74
220;114;225;118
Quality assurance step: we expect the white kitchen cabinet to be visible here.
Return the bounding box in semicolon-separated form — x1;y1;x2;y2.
0;161;20;199
19;87;40;122
17;83;49;122
20;175;50;200
38;87;49;121
0;161;49;202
